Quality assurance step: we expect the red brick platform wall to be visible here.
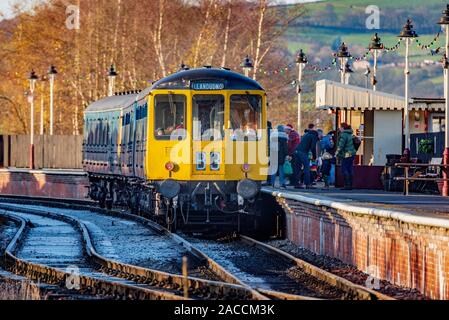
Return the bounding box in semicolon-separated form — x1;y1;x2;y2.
0;171;88;200
279;197;449;300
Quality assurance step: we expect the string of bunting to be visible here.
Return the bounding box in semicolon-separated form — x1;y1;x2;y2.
383;40;402;52
257;62;296;75
305;58;338;73
257;35;443;76
415;31;441;50
350;51;370;62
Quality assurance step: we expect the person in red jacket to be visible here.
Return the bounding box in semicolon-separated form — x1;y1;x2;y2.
285;124;301;186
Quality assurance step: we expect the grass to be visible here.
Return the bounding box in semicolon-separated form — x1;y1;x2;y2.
301;0;446;16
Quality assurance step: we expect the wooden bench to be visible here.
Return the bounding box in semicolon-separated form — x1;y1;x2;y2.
394;162;449;195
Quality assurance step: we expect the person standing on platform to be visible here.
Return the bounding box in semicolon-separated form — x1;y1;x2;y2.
294;123;319;189
320;130;336;189
336;123;356;190
285;124;300;186
269;125;289;188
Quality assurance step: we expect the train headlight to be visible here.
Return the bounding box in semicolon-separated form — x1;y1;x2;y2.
165;161;175;172
159;179;181;199
237;179;259;200
241;163;251;173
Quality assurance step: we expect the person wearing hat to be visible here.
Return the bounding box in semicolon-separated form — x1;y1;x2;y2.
284;124;300;186
269;125;289;188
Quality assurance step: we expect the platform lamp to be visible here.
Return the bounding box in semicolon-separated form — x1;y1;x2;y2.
295;49;308;134
241;55;254;78
438;5;449;197
48;65;57;136
39;75;48;135
368;33;384;91
398;19;418;160
108;64;118;97
28;70;39;170
335;42;352;85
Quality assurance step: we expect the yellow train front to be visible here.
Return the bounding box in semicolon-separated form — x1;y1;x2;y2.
83;67;271;234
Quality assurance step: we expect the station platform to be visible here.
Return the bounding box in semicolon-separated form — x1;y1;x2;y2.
261;185;449;299
262;186;449;225
0;168;88;200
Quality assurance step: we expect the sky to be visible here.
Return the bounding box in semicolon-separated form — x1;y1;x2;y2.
0;0;322;19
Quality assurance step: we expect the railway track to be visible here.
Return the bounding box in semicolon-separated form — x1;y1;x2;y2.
0;196;394;300
0;202;261;300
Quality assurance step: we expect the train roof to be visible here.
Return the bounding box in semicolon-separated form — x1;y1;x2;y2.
85;87;151;113
85;68;264;113
150;67;265;91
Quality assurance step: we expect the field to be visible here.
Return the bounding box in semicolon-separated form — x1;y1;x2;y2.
282;0;448;98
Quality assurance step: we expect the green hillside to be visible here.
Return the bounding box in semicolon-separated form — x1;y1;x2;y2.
283;0;449;98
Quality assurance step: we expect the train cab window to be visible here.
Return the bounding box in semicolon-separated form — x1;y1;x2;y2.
193;95;224;141
230;94;262;141
154;94;186;140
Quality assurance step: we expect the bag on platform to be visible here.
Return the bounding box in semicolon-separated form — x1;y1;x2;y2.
283;160;293;175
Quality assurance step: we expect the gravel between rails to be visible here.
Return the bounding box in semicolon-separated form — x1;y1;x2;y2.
181;234;349;299
267;239;428;300
2;203;221;281
4;210;193;298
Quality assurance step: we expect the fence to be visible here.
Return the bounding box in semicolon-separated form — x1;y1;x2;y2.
410;132;445;163
0;135;83;169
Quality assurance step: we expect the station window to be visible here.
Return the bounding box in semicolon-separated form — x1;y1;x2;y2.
230;94;262;140
193;95;224;141
154;94;186;140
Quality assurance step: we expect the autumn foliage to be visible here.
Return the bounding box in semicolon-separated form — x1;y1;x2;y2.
0;0;305;135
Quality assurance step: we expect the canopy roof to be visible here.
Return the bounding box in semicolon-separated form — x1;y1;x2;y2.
316;80;405;111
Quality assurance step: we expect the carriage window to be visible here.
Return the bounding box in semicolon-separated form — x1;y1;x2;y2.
193;95;224;141
230;95;262;140
154;94;186;140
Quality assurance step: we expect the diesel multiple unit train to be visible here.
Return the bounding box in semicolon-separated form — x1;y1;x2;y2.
83;67;273;234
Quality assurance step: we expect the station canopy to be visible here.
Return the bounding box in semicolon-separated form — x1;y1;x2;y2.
316;80;405;111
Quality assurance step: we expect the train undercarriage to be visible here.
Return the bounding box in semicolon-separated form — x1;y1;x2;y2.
87;174;280;237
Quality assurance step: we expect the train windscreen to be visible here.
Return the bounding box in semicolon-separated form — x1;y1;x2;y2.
192;94;225;141
229;94;262;141
154;94;186;140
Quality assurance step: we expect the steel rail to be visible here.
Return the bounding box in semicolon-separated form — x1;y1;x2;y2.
239;235;395;301
0;210;185;300
0;195;394;300
0;202;262;300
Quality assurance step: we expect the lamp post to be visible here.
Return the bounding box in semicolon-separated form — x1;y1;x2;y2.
438;5;449;197
48;65;57;136
334;43;352;124
368;33;384;91
398;19;418;158
28;70;39;170
241;55;254;78
108;64;118;97
295;49;308;134
336;42;352;85
39;75;47;135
